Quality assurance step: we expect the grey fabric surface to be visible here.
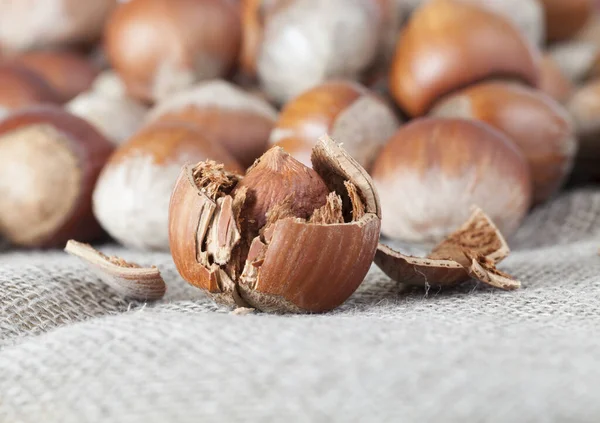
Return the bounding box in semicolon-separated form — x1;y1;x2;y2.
1;187;599;422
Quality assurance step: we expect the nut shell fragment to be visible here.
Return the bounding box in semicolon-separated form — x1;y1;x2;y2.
64;240;166;301
374;207;520;290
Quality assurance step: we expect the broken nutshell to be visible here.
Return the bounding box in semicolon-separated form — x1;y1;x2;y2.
168;135;382;313
375;207;520;291
65;240;166;301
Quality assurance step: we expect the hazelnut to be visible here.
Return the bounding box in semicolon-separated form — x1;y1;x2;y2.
269;80;400;171
540;0;593;42
0;0;117;53
0;65;60;118
12;50;100;102
371;118;532;243
0;105;114;247
93;121;243;251
269;81;400;169
539;54;575;103
146;80;278;168
389;0;540;117
566;79;600;182
244;0;385;104
458;0;546;47
67;72;148;145
105;0;241;103
430;81;577;204
168;136;382;313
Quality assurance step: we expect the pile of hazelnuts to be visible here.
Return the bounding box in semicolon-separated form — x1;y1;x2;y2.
0;0;599;312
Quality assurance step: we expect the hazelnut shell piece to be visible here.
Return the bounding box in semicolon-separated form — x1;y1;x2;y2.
375;207;520;290
169;135;382;313
389;0;540;117
65;240;166;301
0;106;113;247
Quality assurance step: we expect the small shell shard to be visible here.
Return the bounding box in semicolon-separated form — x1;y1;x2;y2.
64;240;166;301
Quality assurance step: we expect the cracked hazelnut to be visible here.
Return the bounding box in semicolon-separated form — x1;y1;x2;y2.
0;106;114;247
242;0;385;104
269;80;400;171
146;80;277;168
12;50;100;102
371;118;532;243
430;80;577;204
169;136;382;313
93;121;243;251
389;0;540;117
0;65;60;119
105;0;241;103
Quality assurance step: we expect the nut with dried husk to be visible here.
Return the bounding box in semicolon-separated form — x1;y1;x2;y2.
269;80;400;171
375;207;520;291
65;240;166;301
169;135;382;313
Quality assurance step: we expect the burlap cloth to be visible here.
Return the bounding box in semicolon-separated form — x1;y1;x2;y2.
1;187;599;422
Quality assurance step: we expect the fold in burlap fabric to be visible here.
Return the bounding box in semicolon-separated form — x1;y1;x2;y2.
1;187;600;422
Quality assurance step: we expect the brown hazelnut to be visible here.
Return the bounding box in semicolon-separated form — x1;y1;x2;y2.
243;0;385;104
269;80;400;171
146;80;277;168
458;0;546;47
371;118;532;243
389;0;540;117
12;50;100;102
67;71;148;145
566;79;600;182
539;54;575;103
430;81;577;204
541;0;593;42
105;0;241;103
93;121;243;251
0;0;117;53
0;65;60;118
168;136;382;313
0;105;114;248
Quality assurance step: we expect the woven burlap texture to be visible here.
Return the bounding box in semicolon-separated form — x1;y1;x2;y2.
1;187;600;423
